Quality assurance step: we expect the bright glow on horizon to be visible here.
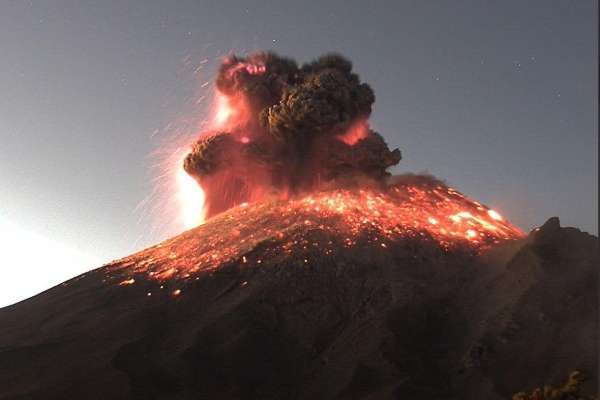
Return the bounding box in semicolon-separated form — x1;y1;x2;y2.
0;217;100;308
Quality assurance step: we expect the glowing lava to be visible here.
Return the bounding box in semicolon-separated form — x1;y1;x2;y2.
288;186;523;247
112;181;524;284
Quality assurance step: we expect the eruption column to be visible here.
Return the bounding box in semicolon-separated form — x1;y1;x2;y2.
182;52;402;220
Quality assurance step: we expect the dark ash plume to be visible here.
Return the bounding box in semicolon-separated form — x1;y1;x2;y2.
184;52;402;218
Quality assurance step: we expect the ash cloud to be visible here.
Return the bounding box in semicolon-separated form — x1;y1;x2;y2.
184;52;401;218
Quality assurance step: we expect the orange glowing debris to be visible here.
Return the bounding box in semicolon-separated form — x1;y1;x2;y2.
111;182;524;286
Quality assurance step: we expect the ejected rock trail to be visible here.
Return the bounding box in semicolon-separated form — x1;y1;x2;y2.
0;192;596;399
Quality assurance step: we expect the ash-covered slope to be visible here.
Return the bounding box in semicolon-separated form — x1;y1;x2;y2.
0;187;596;400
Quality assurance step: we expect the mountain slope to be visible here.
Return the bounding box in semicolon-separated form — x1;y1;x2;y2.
0;188;596;400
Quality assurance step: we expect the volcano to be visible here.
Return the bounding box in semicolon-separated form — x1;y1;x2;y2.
1;51;597;399
0;179;597;400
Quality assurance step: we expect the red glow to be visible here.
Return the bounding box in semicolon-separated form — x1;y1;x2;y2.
226;61;267;78
336;120;369;145
112;183;524;284
185;87;264;220
214;93;233;127
211;92;252;132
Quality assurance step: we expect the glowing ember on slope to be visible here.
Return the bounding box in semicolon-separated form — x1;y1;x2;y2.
290;186;523;246
111;182;523;285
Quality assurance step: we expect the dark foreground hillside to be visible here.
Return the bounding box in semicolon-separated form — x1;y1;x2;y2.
0;208;596;399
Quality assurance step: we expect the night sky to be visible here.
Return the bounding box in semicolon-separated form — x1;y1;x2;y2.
0;1;597;304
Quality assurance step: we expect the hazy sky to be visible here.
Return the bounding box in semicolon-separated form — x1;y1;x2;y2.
0;1;597;305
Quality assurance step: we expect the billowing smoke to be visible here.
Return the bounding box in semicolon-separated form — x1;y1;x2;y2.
183;52;401;218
